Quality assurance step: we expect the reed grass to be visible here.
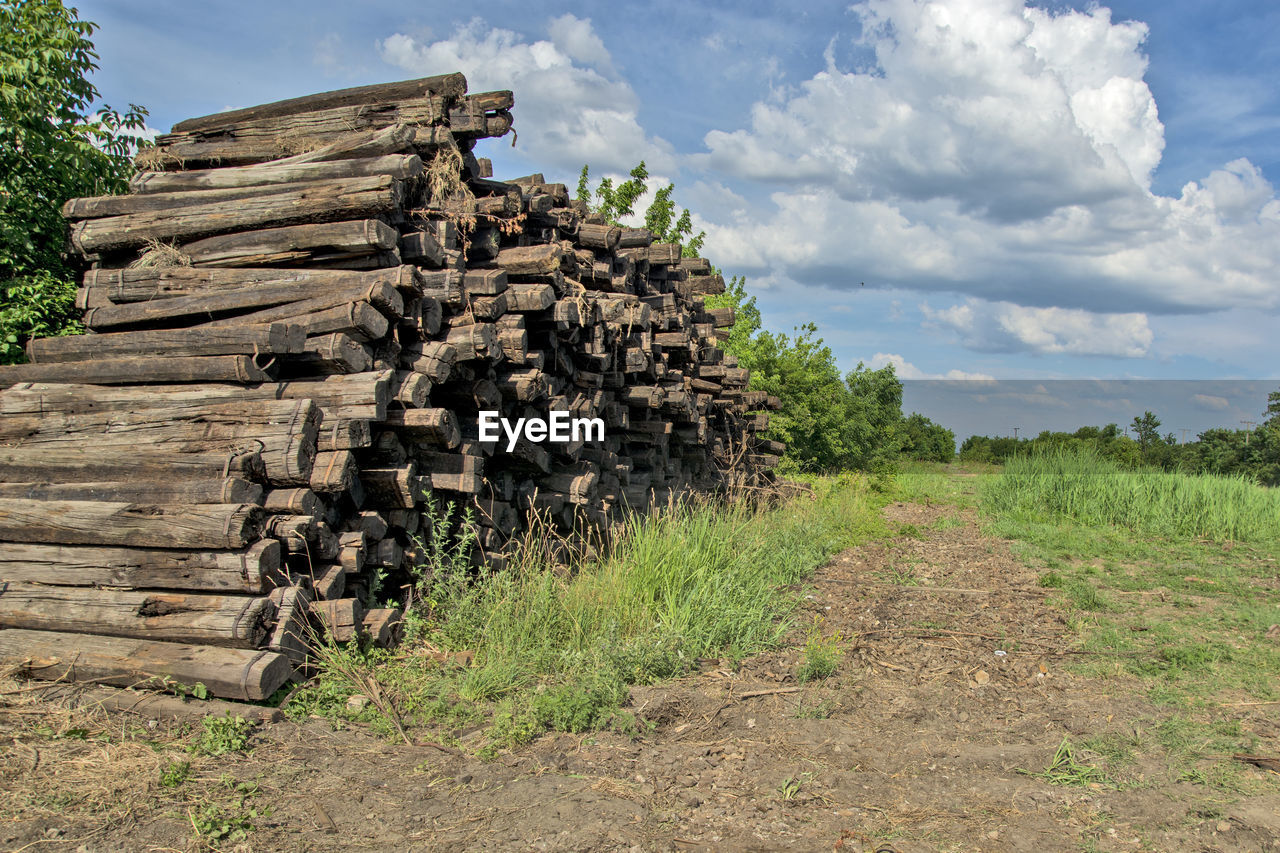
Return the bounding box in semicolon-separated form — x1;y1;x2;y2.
982;449;1280;542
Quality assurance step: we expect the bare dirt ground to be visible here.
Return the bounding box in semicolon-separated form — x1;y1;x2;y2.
3;497;1279;852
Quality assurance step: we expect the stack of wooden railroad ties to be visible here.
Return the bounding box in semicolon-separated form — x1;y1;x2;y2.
0;73;782;704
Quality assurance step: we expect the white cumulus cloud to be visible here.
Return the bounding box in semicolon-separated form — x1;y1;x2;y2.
379;16;674;174
923;299;1153;357
868;352;995;380
693;0;1280;355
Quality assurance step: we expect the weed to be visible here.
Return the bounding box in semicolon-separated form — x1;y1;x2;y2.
1021;738;1112;787
898;523;924;539
188;778;269;845
1064;580;1112;611
194;714;254;757
777;772;814;800
884;562;920;585
159;759;192;788
983;449;1280;543
795;697;835;719
797;620;842;683
300;481;886;750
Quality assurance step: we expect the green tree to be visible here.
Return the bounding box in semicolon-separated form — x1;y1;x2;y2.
901;413;955;462
1130;411;1162;451
577;161;705;256
740;323;904;472
1265;387;1280;427
704;274;760;364
0;0;147;362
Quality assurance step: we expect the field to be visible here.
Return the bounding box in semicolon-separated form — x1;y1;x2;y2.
2;459;1279;852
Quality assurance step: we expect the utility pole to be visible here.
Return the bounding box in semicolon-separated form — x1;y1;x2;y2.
1178;428;1191;444
1012;427;1020;441
1241;420;1257;446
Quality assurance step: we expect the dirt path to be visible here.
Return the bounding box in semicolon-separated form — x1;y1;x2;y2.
4;499;1279;852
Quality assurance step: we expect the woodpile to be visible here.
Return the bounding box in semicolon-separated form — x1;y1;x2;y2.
0;73;781;701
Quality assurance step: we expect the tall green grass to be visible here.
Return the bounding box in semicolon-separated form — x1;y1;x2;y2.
435;480;883;694
983;450;1280;542
295;478;886;747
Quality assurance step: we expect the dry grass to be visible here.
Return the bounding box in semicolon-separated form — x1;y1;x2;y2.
425;145;471;208
128;238;193;269
132;145;184;172
274;129;326;157
0;686;173;841
0;678;275;850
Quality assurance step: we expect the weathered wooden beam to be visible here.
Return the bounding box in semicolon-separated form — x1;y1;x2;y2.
380;408;460;448
0;478;262;506
26;323;303;363
0;583;275;648
245;301;390;342
294;333;373;375
0;373;391;415
0;355;274;385
0;629;293;701
400;341;458;381
79;265;418;308
0;500;265;549
0;447;264;484
169;73;467;135
391;370;432;408
360;465;418;509
138;125;451;171
0;540;283;594
181;219;399;268
496;243;563;275
128;154;423;195
310;450;358;494
68;176;401;255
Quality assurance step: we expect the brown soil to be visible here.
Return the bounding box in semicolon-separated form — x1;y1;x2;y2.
3;501;1278;852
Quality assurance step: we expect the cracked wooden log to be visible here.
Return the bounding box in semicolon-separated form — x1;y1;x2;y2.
0;540;283;594
68;176;402;255
0;500;265;550
0;629;293;701
0;583;276;648
26;324;303;363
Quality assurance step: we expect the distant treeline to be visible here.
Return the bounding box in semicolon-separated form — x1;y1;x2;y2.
960;392;1280;486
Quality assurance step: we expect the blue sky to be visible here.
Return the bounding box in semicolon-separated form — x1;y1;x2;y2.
80;0;1280;411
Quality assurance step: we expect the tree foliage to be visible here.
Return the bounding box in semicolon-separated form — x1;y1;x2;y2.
901;413;955;463
576;162;705;256
706;281;904;472
0;0;147;362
